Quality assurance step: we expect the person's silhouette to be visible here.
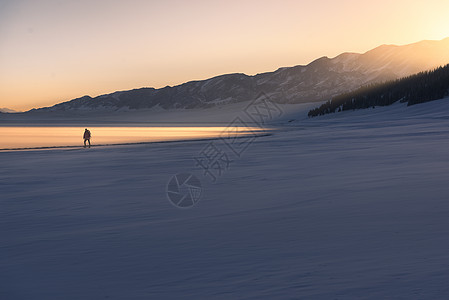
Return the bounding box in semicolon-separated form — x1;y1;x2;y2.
83;128;91;148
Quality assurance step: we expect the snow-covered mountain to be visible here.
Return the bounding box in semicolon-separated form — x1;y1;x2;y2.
0;108;18;113
29;37;449;113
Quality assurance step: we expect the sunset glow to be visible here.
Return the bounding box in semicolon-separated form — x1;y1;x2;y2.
1;0;448;111
0;126;265;150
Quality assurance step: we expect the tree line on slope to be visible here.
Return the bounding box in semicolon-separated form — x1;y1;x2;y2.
308;64;449;117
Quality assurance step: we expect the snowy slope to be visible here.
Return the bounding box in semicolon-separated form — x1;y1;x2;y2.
0;101;316;125
19;37;449;114
1;99;449;299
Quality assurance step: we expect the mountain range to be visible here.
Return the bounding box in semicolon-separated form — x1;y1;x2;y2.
0;108;18;113
20;37;449;113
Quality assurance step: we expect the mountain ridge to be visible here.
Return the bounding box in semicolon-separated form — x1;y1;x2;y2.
25;37;449;114
0;108;19;113
308;63;449;117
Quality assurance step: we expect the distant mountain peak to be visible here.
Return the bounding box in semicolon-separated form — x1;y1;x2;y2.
0;107;19;113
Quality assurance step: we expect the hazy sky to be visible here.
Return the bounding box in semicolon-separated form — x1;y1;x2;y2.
1;0;448;111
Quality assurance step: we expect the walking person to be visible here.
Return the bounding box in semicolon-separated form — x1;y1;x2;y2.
83;128;91;148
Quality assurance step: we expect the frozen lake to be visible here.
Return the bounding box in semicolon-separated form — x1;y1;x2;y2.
0;126;266;150
2;99;449;299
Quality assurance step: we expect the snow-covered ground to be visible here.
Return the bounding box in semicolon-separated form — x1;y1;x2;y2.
0;101;314;125
1;99;449;299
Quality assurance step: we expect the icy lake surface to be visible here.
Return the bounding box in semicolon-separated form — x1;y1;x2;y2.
0;126;265;150
1;99;449;299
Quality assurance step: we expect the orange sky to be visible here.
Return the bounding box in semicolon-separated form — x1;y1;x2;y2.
0;0;448;111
